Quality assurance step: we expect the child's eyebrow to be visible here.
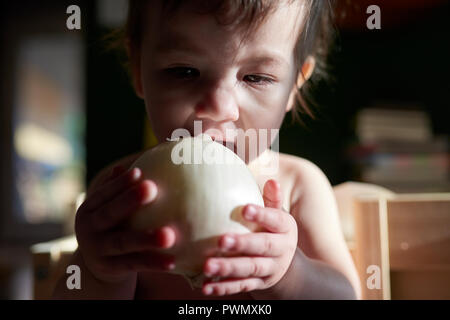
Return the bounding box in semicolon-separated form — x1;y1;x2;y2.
239;53;289;69
155;32;289;69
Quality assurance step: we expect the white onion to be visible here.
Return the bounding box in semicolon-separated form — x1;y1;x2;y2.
129;135;264;288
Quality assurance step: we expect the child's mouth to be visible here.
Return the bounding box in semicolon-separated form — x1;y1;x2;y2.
206;136;255;164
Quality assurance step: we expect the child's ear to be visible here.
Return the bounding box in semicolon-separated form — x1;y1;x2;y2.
296;56;316;87
126;39;145;99
286;56;316;112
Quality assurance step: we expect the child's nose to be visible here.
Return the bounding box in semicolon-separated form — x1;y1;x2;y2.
194;83;239;122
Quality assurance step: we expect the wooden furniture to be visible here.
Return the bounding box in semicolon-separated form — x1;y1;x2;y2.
354;193;450;299
30;236;77;300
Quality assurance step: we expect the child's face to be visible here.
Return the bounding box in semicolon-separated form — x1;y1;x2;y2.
132;1;308;160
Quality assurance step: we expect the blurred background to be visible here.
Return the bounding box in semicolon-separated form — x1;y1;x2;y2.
0;0;449;299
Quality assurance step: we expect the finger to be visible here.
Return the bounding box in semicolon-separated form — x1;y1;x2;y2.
218;233;284;257
88;165;127;198
106;251;176;274
263;179;282;209
99;226;176;256
242;205;293;233
203;278;265;296
204;257;275;279
82;167;142;213
108;165;127;182
91;180;158;232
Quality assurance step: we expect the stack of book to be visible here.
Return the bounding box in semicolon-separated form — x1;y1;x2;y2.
348;107;449;193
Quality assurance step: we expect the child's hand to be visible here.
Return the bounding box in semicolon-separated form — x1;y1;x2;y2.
202;179;298;296
75;166;176;284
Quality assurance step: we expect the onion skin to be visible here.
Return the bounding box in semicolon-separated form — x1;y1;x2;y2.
129;135;264;288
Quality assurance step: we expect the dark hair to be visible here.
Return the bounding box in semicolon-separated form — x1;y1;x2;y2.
115;0;335;121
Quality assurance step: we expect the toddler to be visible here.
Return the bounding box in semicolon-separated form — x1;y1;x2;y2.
54;0;361;299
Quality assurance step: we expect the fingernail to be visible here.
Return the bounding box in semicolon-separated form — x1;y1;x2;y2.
222;235;235;250
245;205;257;220
204;286;213;295
269;179;280;190
142;181;157;204
206;262;219;276
165;261;175;271
132;168;142;180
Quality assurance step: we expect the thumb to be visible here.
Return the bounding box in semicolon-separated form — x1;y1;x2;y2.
263;179;282;209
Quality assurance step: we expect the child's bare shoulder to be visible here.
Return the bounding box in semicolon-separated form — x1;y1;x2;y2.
278;152;325;178
277;152;332;206
278;152;326;177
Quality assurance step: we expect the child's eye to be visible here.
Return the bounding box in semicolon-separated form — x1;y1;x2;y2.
243;74;275;86
164;67;200;80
